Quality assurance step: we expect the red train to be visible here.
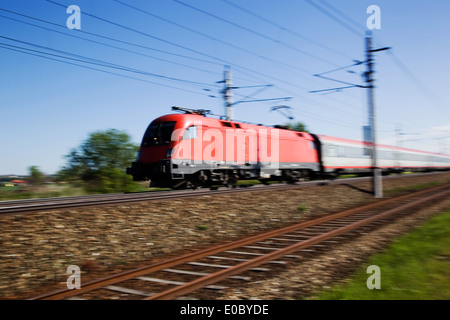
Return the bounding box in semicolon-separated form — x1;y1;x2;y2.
126;108;450;188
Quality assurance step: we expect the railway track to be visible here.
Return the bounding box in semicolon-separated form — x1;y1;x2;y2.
1;172;447;215
30;181;450;300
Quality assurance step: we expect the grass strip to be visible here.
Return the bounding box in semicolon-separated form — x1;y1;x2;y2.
317;208;450;300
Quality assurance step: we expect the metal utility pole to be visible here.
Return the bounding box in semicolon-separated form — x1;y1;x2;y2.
365;32;390;198
308;33;389;198
218;66;291;121
223;66;233;120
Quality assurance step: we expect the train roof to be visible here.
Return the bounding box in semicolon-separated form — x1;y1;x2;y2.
152;113;315;140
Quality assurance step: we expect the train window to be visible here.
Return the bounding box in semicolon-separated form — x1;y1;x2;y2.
234;123;241;128
328;145;336;157
182;126;197;140
141;121;176;146
221;121;233;127
337;146;345;157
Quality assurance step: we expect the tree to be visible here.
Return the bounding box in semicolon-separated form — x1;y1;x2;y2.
28;166;44;185
285;122;309;133
60;129;140;193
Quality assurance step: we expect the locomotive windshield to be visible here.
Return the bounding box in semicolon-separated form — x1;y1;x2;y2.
141;121;176;146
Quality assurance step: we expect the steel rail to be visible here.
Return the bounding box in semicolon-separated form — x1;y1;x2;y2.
147;186;450;300
31;182;450;300
0;177;354;214
2;172;448;215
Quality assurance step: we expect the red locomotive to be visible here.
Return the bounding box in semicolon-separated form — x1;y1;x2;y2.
126;107;450;188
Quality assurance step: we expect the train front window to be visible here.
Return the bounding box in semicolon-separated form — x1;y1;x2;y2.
182;126;197;140
141;121;176;146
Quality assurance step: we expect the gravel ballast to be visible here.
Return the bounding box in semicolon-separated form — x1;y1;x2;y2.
1;172;449;299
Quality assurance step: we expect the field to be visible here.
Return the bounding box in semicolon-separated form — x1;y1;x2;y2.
0;182;152;201
317;208;450;300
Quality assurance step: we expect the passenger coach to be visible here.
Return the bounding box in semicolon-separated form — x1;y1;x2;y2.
318;135;450;175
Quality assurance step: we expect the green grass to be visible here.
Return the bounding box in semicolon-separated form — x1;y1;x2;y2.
316;208;450;300
0;185;86;201
384;181;441;196
0;181;153;201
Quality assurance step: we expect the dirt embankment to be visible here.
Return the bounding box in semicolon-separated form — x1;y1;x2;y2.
1;172;450;299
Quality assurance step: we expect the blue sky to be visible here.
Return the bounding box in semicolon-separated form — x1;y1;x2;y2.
1;0;449;175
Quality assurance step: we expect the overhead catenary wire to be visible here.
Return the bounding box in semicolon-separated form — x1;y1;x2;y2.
0;0;443;162
42;1;325;95
172;0;342;68
0;7;222;67
0;14;222;77
45;0;239;67
302;1;449;120
0;43;211;96
0;35;217;89
304;0;364;38
385;49;450;117
316;0;365;31
7;1;388;131
73;1;401;130
43;0;369;118
219;0;354;61
113;0;316;78
1;5;362;121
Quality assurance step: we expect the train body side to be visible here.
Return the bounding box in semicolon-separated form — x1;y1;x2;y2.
316;134;450;175
127;113;320;187
127;114;450;187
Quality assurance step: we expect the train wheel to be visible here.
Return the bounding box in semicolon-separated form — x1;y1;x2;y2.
223;173;238;188
186;180;198;190
172;179;189;190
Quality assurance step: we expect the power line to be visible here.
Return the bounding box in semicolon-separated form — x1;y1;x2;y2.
42;1;320;94
0;36;217;90
45;0;237;66
1;5;321;105
113;0;314;77
304;0;363;37
317;0;365;31
302;1;448;119
297;3;426;132
12;2;371;130
118;0;391;130
290;108;360;130
0;7;222;67
386;49;450;117
0;14;221;77
172;0;341;67
0;43;210;96
219;0;353;61
45;0;365;112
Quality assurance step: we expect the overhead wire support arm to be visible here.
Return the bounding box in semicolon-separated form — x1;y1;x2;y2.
314;61;364;76
309;60;366;93
232;85;291;106
312;75;366;89
309;85;361;94
233;97;292;106
270;105;294;120
220;67;292;120
226;84;272;106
